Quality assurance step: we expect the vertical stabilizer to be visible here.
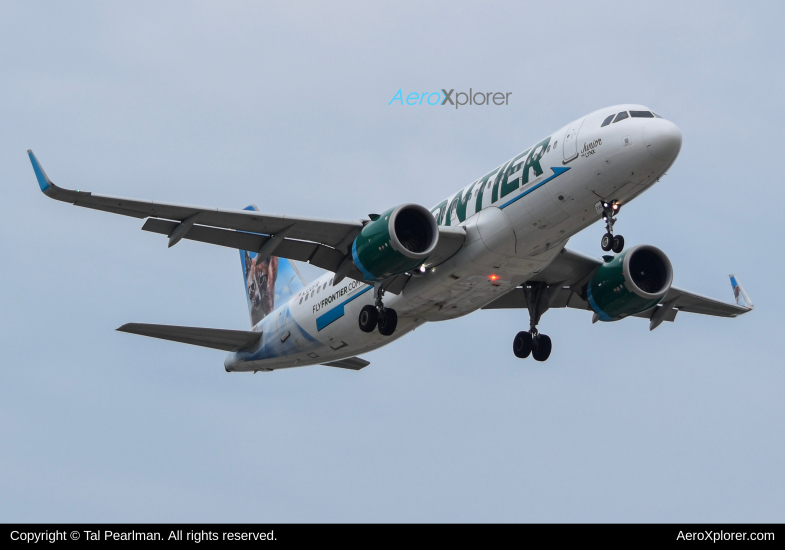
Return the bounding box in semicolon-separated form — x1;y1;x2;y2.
239;206;306;327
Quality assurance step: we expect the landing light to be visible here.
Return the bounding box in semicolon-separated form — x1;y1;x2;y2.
419;264;426;273
612;204;619;210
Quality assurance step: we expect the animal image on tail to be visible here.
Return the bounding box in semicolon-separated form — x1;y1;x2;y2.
243;252;278;326
238;205;306;328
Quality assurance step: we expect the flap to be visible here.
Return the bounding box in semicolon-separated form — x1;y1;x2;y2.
662;287;751;318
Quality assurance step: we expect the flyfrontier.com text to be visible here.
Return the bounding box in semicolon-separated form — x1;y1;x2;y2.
389;89;511;108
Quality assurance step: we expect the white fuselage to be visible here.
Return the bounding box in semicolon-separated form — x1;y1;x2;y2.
225;104;682;372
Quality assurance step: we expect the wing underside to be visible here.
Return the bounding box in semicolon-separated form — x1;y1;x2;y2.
28;150;465;291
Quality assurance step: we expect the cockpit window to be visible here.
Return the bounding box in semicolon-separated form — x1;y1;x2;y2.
652;112;662;118
630;110;654;118
601;114;614;127
613;111;629;123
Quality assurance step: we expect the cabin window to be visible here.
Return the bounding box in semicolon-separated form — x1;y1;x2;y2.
613;111;629;123
630;110;654;118
601;114;615;127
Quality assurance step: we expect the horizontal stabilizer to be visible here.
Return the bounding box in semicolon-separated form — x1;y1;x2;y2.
321;356;370;370
117;323;261;352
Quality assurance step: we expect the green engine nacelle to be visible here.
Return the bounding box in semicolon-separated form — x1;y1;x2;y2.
586;245;673;322
352;204;438;281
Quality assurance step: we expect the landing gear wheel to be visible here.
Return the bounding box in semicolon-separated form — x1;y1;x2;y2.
518;283;553;364
611;234;625;254
358;305;378;333
601;232;614;252
513;331;533;358
377;308;398;336
532;334;552;362
599;200;622;252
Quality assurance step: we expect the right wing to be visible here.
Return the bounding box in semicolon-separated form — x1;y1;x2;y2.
28;151;465;287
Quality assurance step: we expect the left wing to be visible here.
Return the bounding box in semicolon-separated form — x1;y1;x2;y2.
483;247;753;329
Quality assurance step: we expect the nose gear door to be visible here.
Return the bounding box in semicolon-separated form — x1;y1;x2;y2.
562;116;586;164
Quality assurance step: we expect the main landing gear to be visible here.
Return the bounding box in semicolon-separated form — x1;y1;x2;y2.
512;282;552;362
599;200;625;254
358;283;398;336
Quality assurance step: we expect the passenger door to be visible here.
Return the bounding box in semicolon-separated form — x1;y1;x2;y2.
562;116;586;164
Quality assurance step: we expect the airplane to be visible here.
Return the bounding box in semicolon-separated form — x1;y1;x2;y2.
27;104;753;372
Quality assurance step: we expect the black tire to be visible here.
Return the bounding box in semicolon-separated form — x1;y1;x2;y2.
358;305;378;333
378;308;398;336
532;334;552;362
601;232;613;251
611;234;625;254
513;331;532;358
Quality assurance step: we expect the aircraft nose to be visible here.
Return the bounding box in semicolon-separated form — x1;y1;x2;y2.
643;119;682;162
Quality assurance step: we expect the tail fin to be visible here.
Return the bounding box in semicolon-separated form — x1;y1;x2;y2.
729;274;753;310
240;206;306;327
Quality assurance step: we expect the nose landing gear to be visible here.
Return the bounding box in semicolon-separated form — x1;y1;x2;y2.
599;201;624;254
358;283;398;336
512;282;553;362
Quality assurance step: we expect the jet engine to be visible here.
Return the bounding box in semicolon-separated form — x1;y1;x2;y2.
586;245;673;321
352;204;438;281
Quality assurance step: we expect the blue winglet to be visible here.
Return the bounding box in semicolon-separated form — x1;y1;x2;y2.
27;150;52;192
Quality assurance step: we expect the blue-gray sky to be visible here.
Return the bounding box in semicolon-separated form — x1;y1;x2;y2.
1;1;783;522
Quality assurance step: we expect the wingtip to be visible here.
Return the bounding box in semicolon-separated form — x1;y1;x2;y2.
729;274;754;311
27;149;53;193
